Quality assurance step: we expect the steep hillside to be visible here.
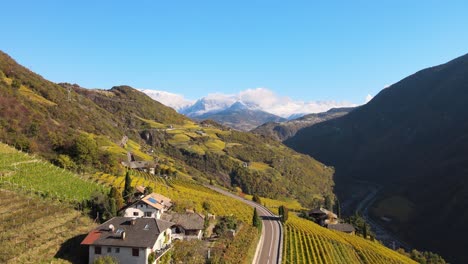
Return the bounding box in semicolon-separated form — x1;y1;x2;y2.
285;53;468;263
193;102;286;131
0;51;334;208
253;107;354;141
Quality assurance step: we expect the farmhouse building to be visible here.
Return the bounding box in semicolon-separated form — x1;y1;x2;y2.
122;193;172;219
81;217;174;264
309;208;338;226
162;212;205;241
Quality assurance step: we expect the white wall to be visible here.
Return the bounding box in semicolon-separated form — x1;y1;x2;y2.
89;245;148;264
124;204;160;219
153;228;172;251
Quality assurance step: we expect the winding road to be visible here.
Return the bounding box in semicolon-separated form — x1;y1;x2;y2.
206;185;283;264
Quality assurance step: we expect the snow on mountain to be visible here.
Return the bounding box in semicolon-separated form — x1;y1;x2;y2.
142;88;357;118
180;93;237;117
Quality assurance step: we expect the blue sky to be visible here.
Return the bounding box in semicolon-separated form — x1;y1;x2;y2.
1;1;468;103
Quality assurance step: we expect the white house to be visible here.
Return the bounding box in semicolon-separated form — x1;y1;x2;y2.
123;193;172;219
81;217;174;264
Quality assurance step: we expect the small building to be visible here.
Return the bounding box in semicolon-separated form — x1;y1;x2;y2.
309;208;338;226
327;223;356;235
122;193;172;219
81;217;174;264
162;212;205;241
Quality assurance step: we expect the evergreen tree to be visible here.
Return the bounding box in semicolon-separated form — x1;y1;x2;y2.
283;206;289;222
108;198;117;217
252;208;262;231
324;195;334;210
122;171;133;202
279;205;289;223
335;198;341;219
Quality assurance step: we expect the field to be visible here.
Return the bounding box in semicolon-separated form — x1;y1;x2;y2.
0;189;96;263
283;214;416;264
0;143;105;202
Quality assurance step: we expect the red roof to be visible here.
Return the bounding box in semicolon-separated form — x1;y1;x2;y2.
81;230;102;245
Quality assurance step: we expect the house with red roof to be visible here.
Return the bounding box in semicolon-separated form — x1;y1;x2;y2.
81;217;173;264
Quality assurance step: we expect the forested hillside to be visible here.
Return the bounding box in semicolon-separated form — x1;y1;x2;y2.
0;51;334;207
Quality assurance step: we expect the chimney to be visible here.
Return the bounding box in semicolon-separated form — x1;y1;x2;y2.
131;217;137;225
109;224;115;233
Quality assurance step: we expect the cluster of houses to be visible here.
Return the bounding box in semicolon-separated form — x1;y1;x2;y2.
308;207;356;234
81;186;205;264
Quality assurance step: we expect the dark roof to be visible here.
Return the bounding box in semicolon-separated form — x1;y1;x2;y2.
327;223;355;233
81;217;174;248
162;213;204;230
309;208;327;215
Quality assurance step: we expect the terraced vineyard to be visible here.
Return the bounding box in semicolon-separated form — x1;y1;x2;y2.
90;171;254;223
0;189;96;263
0;143;105;202
283;215;416;264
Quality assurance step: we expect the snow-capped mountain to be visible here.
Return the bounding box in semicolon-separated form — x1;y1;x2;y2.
179;94;237;117
192;101;286;131
141;88;359;130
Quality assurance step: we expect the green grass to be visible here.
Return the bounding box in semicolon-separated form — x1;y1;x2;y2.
0;143;105;202
18;85;57;106
204;139;226;152
136;116;166;128
249;161;271;171
125;139;153;160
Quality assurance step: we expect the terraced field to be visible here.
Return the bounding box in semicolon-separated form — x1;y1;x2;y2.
283;215;416;264
0;189;96;263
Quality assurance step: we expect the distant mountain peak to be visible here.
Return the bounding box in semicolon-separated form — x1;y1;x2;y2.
228;101;249;111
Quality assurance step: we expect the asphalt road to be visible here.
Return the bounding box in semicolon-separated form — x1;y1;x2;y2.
206;185;282;264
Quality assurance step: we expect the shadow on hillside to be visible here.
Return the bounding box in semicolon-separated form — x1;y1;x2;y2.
54;234;88;264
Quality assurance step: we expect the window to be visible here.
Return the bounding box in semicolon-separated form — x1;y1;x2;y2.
132;248;139;257
94;246;101;255
145;212;152;217
115;247;120;253
133;212;139;216
107;247;111;253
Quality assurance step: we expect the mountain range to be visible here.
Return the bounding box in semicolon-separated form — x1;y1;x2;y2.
143;88;356;131
285;52;468;264
253;107;354;141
